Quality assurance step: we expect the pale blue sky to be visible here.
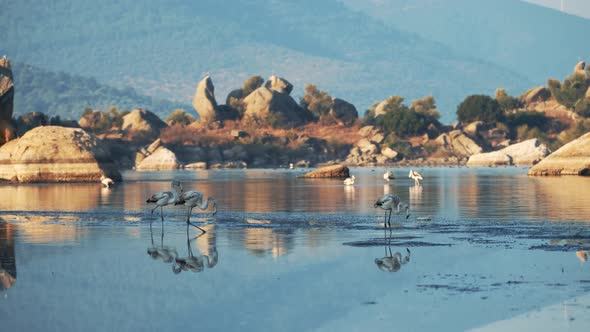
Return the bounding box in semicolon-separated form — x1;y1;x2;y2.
525;0;590;18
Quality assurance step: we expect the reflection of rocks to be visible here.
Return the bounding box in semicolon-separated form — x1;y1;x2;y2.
0;126;121;182
529;132;590;176
239;227;293;258
0;184;102;211
0;221;16;291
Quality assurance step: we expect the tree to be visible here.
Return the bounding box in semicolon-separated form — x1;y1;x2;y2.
547;74;590;109
495;88;523;111
456;95;504;123
166;109;195;126
242;75;264;96
300;84;333;118
376;105;427;137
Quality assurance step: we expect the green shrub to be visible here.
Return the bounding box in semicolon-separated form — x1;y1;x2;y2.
166;109;195;126
547;74;590;109
242;76;264;96
456;95;504;123
377;107;426;137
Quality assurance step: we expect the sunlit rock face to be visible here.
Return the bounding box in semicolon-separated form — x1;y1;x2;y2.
529;132;590;176
0;56;17;147
192;75;219;124
121;108;167;140
302;164;349;178
0;126;121;182
467;139;550;166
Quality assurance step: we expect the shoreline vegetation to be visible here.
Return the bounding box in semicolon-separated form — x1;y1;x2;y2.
1;56;590;182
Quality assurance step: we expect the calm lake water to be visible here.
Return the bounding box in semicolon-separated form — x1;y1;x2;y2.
1;167;590;331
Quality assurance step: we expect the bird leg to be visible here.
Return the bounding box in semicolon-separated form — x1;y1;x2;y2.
187;207;207;234
384;210;388;229
387;209;392;228
160;206;164;222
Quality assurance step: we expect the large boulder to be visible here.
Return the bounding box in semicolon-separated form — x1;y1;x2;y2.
242;87;312;128
528;132;590;176
435;130;482;158
136;146;180;170
121;109;167;140
520;86;551;104
302;164;349;178
0;126;121;182
0;56;16;146
467;139;550;166
192;75;218;123
574;61;587;77
264;75;293;95
325;98;358;126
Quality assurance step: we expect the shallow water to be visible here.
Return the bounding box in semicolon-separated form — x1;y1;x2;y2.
1;167;590;331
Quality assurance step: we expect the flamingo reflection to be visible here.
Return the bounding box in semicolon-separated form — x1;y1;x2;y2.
147;222;178;263
173;229;218;274
375;232;411;272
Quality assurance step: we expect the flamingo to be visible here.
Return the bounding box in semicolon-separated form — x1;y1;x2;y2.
146;180;182;221
383;170;395;182
175;189;217;234
373;193;410;228
100;175;114;188
408;169;423;186
343;175;355;186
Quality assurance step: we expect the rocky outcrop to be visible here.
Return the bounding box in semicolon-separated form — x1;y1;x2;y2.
0;126;121;182
242;86;312;128
121;109;167;140
528;132;590;176
586;86;590;100
136;146;180;170
0;56;16;146
574;61;588;77
434;130;482;158
264;75;293;95
467;139;550;166
521;86;551;104
325;98;358;126
302;164;349;178
192;75;218;123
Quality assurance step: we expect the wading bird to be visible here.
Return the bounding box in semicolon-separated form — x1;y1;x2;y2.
100;175;114;188
175;189;217;234
373;193;410;228
343;175;355;186
408;170;423;186
146;180;182;221
383;170;395;182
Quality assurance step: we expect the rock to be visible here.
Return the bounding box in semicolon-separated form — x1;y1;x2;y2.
359;125;377;138
586;86;590;100
231;130;248;138
464;121;483;137
184;162;207;169
382;147;398;159
78;110;107;130
574;61;587;77
528;132;590;176
0;126;121;182
468;139;550;167
223;145;248;160
521;86;551;104
216;105;240;121
226;89;243;104
302;164;349;178
146;138;162;154
326;98;358;126
295;160;310;168
242;87;312;128
375;154;388;163
371;133;385;144
0;56;16;146
192;75;219;123
121;109;167;140
264;75;293;95
136;147;180;170
435;130;482;157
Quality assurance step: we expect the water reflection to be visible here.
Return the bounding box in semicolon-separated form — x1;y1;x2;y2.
409;185;423;206
0;221;16;291
0;184;101;211
147;223;178;264
576;251;588;263
173;228;218;274
374;233;411;272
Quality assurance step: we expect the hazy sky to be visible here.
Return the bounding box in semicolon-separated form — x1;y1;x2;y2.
525;0;590;18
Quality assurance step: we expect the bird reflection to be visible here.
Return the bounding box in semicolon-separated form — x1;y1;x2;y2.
344;185;355;202
147;222;178;264
172;230;218;274
375;232;411;272
409;184;423;205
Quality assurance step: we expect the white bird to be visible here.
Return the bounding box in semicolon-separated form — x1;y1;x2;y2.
100;175;114;188
383;170;395;182
175;188;217;234
408;170;423;186
343;175;355;186
146;180;182;221
373;194;410;228
289;163;294;169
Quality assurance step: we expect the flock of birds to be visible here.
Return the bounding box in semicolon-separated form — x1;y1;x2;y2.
146;180;217;234
343;169;424;227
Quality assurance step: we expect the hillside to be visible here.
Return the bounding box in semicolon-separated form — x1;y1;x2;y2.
341;0;590;87
11;62;189;120
0;0;529;122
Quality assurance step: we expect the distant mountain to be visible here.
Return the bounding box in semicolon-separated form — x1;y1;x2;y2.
0;0;530;122
11;62;189;120
340;0;590;88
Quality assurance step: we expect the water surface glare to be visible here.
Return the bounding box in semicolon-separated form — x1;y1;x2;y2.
1;167;590;331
